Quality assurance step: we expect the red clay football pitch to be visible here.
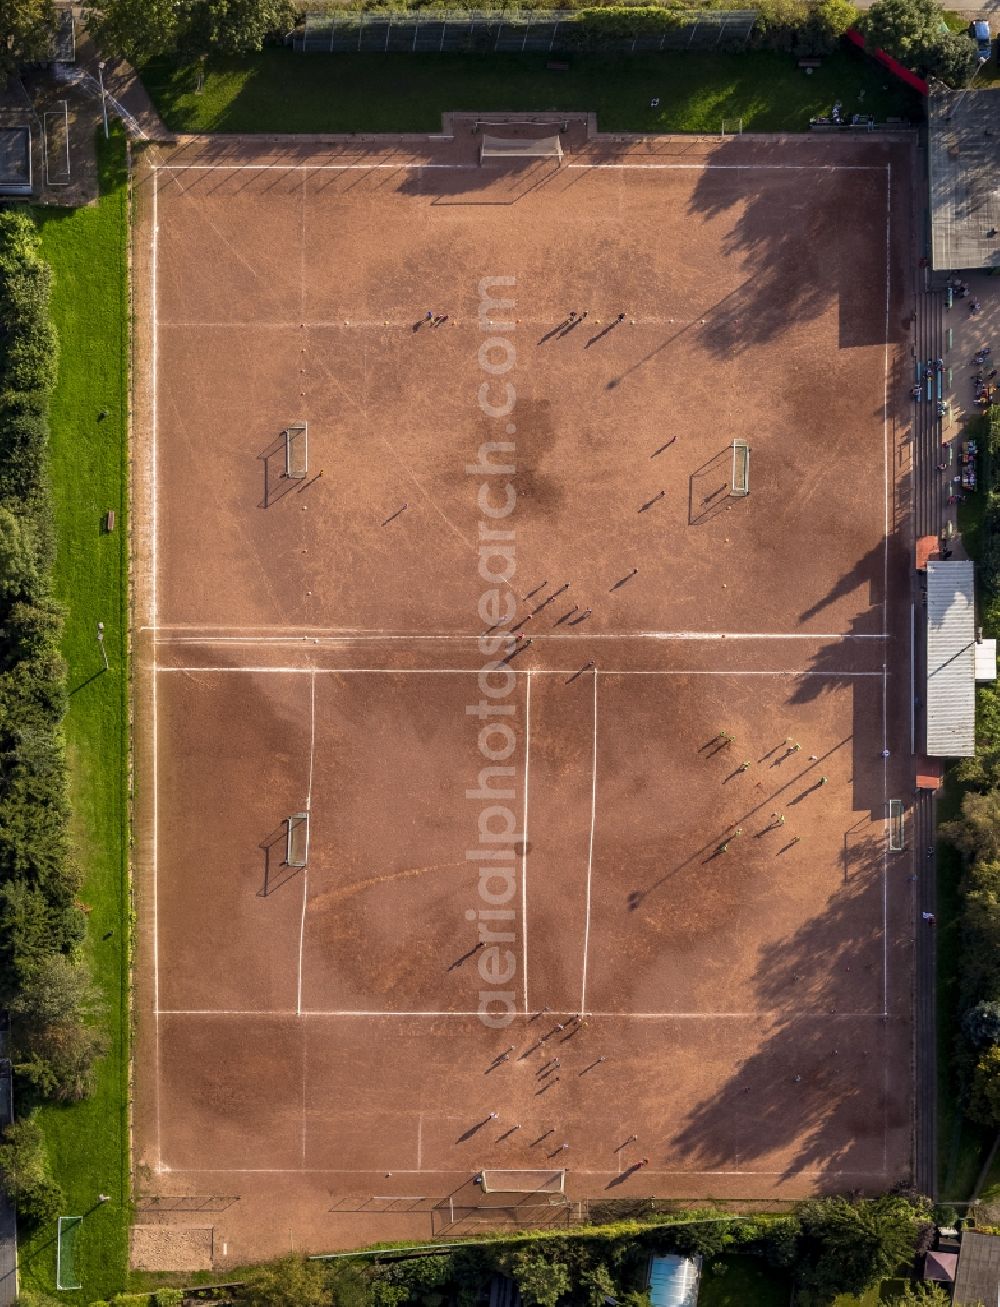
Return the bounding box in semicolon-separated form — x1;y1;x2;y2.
130;124;917;1269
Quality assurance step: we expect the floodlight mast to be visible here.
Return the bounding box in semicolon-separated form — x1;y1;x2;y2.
97;60;109;139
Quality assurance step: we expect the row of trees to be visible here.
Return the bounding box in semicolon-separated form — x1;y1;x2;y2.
182;1196;936;1307
863;0;980;87
0;0;983;86
943;407;1000;1131
0;210;107;1227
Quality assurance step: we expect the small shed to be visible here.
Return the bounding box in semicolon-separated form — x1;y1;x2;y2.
976;638;998;683
923;1249;958;1283
647;1254;702;1307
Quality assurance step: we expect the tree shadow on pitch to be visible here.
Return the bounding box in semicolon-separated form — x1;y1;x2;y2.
668;868;903;1187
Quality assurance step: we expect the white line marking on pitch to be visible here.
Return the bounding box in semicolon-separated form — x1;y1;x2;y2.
157;162;886;175
150;1164;890;1176
567;163;888;172
157;1008;892;1018
301;1020;308;1166
151;170;163;1170
521;672;531;1016
580;673;598;1015
158;163;479;171
154;667;886;678
880;163;892;1174
297;672;317;1018
149;629;888;642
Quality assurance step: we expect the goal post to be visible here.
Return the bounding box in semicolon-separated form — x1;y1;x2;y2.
720;117;743;137
888;799;905;852
284;422;308;480
730;439;750;497
43;100;70;188
285;812;310;868
56;1216;83;1290
478;1169;565;1195
479;135;563;166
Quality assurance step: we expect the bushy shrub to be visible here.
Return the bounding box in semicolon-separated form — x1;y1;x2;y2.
0;209;105;1114
0;1116;63;1227
963;999;1000;1049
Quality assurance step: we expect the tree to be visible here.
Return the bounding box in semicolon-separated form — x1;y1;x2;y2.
86;0;179;64
963;999;1000;1049
0;506;39;604
11;952;101;1027
328;1262;374;1307
505;1249;571;1307
806;0;858;47
580;1263;617;1307
87;0;296;62
862;0;977;82
10;953;108;1102
942;790;1000;862
236;1256;330;1307
884;1285;956;1306
922;28;978;84
863;0;942;60
0;1117;63;1226
958;682;1000;790
969;1043;1000;1125
0;0;56;88
179;0;298;56
795;1195;921;1300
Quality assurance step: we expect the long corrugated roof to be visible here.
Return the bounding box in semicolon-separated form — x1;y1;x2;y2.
926;560;976;757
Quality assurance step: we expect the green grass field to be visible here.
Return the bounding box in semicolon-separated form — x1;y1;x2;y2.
698;1256;789;1306
16;128;131;1300
141;46;921;135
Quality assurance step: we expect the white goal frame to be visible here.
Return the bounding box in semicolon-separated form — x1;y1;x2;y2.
284;422;308;480
285;812;310;868
479;1169;565;1194
730;439;750;497
479;135;563;166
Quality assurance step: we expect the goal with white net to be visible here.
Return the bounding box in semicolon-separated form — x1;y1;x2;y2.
284;423;308;480
478;1169;565;1194
479;135;563;166
285;812;310;868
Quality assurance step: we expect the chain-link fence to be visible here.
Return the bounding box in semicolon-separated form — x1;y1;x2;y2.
294;9;757;54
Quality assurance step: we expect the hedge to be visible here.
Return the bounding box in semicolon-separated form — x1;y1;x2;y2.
0;209;106;1220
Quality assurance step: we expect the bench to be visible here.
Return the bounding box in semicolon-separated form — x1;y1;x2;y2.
546;60;569;71
798;57;822;69
104;509;115;533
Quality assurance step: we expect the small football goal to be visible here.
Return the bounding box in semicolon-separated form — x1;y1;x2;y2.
478;1169;565;1194
479;135;563;166
283;423;308;480
285;812;310;868
730;439;750;497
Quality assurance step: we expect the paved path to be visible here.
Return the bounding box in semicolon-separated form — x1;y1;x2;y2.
73;10;174;142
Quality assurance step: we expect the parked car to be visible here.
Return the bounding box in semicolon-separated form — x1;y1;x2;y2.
969;18;993;61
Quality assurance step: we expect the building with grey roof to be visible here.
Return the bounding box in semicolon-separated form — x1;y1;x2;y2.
954;1228;1000;1305
929;87;1000;271
926;559;977;756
